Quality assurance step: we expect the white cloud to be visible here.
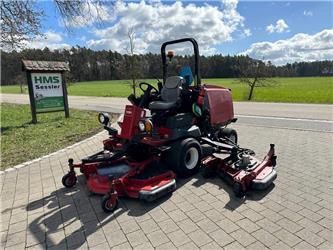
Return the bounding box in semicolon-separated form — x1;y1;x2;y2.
243;29;252;37
241;29;333;65
303;10;313;16
86;0;246;55
266;19;289;33
28;31;70;50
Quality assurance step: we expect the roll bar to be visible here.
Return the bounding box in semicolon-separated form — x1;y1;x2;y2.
161;38;201;87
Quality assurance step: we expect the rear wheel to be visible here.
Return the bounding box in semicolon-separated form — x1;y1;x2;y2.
220;128;238;144
165;138;202;177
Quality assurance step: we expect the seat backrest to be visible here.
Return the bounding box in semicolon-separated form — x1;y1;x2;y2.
161;76;184;102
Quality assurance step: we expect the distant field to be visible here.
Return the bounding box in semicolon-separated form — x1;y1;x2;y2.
1;77;332;103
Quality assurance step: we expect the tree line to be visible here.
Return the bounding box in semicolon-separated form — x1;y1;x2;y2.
1;47;333;86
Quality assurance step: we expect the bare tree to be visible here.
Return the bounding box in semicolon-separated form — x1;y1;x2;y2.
1;1;43;50
1;0;110;50
127;27;139;96
238;60;277;100
55;0;110;30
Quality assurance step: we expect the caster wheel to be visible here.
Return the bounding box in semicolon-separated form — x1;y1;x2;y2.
62;172;77;188
101;193;118;213
233;182;245;198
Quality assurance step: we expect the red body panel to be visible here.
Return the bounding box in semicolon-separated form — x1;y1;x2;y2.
156;127;172;139
119;105;146;139
202;145;275;192
103;138;123;151
86;171;176;196
204;85;234;127
74;162;100;179
140;136;169;146
85;158;176;196
86;174;112;194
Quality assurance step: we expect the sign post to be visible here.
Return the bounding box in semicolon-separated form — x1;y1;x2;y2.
22;60;70;123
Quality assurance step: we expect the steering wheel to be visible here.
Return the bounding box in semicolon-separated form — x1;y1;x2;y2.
138;82;159;108
139;82;159;96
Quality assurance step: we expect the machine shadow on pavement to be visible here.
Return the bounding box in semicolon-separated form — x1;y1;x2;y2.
25;168;274;249
25;175;173;249
191;169;275;211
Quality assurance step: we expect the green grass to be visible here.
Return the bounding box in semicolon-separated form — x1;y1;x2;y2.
0;103;105;169
205;77;333;103
1;77;332;103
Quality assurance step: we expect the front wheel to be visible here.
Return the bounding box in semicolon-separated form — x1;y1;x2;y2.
62;172;77;188
101;193;118;213
165;138;202;177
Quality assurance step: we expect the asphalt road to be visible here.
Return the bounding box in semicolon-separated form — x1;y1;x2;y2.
1;93;333;133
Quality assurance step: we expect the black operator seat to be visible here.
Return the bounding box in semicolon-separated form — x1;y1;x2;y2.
149;76;184;110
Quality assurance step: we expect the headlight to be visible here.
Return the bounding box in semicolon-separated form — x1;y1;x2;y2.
144;119;153;133
98;112;110;125
138;119;153;133
138;121;145;131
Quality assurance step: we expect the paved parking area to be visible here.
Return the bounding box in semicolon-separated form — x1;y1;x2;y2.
1;124;332;249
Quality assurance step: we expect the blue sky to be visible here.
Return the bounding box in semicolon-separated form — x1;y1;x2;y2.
31;1;333;65
224;1;332;54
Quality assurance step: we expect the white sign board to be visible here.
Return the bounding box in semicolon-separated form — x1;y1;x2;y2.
31;72;64;112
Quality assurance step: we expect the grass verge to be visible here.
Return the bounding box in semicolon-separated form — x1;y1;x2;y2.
1;103;104;170
1;77;332;103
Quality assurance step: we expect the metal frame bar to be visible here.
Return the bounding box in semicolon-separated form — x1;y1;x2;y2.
161;38;201;87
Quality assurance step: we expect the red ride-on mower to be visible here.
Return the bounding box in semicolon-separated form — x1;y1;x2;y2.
62;38;277;212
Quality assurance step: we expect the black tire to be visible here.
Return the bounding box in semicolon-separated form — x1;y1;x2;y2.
233;182;245;198
62;172;77;188
101;194;118;213
220;128;238;144
165;138;202;177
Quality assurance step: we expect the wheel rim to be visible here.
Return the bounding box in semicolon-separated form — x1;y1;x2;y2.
66;174;75;186
106;198;115;210
184;147;199;170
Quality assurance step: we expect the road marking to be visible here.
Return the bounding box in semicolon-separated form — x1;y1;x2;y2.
237;114;333;123
236;123;333;133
